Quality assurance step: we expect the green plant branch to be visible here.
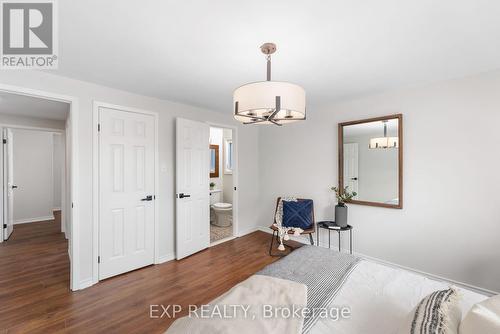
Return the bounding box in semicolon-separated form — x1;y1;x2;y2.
331;186;357;204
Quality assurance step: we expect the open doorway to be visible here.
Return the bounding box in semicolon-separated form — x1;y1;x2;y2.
0;90;74;289
175;119;238;259
3;128;66;238
209;126;236;245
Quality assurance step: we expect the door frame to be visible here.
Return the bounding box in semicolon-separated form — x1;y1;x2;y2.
0;83;80;291
92;101;160;285
206;121;239;240
1;128;14;241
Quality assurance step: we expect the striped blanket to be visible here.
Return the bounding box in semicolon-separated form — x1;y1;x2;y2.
258;246;360;333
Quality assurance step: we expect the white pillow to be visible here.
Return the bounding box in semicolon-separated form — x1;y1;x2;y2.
398;288;461;334
459;294;500;334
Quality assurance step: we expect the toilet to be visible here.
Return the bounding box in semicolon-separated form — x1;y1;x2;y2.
211;202;233;227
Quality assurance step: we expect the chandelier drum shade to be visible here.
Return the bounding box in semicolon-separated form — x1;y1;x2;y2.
369;121;399;149
233;43;306;126
369;136;399;149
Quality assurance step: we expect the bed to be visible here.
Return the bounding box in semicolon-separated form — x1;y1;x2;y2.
166;246;490;334
309;257;486;334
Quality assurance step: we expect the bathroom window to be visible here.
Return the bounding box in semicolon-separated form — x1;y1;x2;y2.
224;139;233;174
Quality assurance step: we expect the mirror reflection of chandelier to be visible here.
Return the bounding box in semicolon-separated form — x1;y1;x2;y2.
369;120;398;149
233;43;306;126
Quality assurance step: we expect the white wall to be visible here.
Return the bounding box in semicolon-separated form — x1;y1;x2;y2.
12;129;54;223
0;71;261;288
258;70;500;293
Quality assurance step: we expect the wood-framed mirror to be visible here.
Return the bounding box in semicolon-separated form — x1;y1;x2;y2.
338;114;403;209
209;144;219;178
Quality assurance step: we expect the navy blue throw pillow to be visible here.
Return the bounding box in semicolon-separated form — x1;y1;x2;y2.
282;200;313;229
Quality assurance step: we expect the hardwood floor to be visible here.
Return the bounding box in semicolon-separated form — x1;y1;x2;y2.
0;219;300;334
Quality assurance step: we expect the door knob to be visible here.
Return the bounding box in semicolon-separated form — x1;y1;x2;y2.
178;193;191;199
141;195;153;201
11;185;18;189
350;177;358;181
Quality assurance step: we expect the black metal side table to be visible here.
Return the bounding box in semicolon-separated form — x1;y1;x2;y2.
316;221;353;254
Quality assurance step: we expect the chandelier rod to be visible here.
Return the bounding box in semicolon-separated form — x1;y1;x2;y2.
260;43;276;81
267;55;271;81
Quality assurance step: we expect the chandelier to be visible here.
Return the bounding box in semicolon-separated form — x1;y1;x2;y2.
233;43;306;126
369;121;399;149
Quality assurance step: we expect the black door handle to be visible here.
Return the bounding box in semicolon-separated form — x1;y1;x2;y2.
12;185;18;189
178;193;191;199
350;177;358;181
141;195;153;201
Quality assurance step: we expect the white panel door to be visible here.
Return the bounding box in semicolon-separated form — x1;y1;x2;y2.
3;129;14;240
343;143;359;196
175;118;209;259
99;107;155;280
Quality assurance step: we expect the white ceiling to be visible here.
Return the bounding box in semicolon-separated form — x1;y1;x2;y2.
0;92;69;120
54;0;500;112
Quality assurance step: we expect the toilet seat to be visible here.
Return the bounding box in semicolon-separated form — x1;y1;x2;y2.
212;202;232;209
211;202;233;227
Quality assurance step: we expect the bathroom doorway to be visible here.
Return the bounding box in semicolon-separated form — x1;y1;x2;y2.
209;126;237;245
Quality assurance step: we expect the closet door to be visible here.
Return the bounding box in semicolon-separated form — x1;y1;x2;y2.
98;107;155;280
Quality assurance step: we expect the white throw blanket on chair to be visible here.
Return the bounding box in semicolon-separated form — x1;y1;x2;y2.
273;197;304;251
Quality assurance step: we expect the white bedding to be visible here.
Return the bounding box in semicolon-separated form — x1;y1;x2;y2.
166;275;307;334
310;260;488;334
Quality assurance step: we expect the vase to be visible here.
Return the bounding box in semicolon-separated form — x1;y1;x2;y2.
335;203;348;227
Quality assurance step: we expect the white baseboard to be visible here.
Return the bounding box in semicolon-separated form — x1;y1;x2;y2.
156;252;175;264
257;225;498;296
14;215;55;225
79;278;94;290
237;226;261;237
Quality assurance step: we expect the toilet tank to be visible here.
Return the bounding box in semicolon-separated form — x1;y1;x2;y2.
210;190;221;205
